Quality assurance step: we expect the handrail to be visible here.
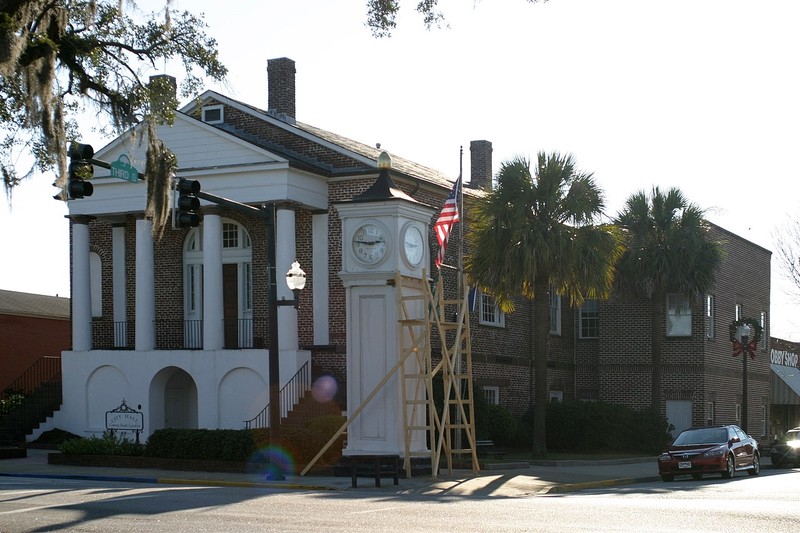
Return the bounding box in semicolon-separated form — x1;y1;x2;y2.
1;356;61;399
244;361;310;429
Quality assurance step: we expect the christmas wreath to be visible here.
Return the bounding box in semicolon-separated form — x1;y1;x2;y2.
728;318;762;359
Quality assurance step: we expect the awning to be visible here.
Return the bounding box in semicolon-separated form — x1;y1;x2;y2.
771;364;800;405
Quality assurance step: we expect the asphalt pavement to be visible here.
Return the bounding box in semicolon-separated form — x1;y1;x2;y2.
0;449;663;497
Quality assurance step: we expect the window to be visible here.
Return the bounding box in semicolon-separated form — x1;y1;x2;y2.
760;311;767;349
760;405;766;437
201;105;223;124
735;303;742;321
549;391;563;403
479;293;505;327
482;386;500;405
579;299;599;339
667;294;691;336
706;295;715;339
549;287;561;335
705;401;715;426
735;403;741;422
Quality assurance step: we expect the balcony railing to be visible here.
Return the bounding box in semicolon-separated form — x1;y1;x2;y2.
92;318;270;350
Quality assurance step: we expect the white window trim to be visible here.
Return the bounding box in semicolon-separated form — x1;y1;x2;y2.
549;390;563;403
667;293;692;337
735;403;741;422
482;386;500;405
579;299;599;339
202;104;224;124
479;292;505;327
549;289;561;335
706;294;715;339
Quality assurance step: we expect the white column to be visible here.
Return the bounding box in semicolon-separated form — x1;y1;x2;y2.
112;224;127;348
276;207;298;352
71;217;92;352
203;208;224;350
312;212;329;345
135;216;155;351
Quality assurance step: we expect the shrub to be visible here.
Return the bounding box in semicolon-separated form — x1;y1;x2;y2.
144;428;255;462
59;431;144;456
542;400;670;455
485;403;518;447
0;390;25;416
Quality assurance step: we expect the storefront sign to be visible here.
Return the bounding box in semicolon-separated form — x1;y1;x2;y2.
770;348;799;368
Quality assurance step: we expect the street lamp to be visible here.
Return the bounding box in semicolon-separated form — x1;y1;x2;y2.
285;261;306;308
738;323;751;433
265;203;305;480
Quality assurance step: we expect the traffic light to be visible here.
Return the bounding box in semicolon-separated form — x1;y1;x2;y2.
67;143;94;199
176;178;201;227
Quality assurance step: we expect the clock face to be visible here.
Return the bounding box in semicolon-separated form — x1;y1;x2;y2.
402;225;424;267
352;223;387;265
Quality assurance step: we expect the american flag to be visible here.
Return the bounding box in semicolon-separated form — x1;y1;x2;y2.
434;174;461;267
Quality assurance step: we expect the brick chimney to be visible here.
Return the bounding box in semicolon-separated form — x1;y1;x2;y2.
469;140;493;191
267;57;296;123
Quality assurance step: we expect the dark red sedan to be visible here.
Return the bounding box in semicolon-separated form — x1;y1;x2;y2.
658;425;760;481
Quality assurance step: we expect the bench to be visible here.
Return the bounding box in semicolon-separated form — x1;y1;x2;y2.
346;454;401;488
476;439;504;459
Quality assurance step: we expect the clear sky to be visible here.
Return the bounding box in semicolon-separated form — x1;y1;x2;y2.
2;0;799;337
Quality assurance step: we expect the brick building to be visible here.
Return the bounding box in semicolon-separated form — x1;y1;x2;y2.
0;290;69;393
48;57;775;447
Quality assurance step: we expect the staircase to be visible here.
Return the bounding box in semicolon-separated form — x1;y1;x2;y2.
0;357;62;447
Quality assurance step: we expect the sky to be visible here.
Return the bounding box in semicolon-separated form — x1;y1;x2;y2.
2;0;800;337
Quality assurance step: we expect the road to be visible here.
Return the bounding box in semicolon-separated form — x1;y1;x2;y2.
0;468;798;532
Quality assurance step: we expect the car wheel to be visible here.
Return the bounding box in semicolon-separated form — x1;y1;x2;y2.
721;455;734;479
661;474;674;482
748;454;760;476
691;473;703;480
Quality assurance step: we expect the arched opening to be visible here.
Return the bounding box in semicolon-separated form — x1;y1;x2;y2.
149;367;198;431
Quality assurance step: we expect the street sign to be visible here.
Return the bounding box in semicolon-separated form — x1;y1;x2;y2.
110;154;139;182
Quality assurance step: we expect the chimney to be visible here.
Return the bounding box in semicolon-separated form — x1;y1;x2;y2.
469;140;493;191
267;57;296;123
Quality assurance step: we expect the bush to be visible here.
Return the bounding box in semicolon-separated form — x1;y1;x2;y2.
485;403;518;447
59;431;144;456
0;390;25;416
541;400;670;455
144;428;255;462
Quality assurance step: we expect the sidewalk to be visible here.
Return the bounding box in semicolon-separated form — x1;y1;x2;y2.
0;449;659;497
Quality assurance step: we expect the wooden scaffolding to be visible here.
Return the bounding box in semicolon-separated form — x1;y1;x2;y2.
301;269;478;478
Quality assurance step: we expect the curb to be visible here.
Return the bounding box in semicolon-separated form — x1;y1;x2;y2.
540;476;661;494
0;471;340;492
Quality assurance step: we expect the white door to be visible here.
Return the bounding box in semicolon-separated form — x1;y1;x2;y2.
666;400;693;437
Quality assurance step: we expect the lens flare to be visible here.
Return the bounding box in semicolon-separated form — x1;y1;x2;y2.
311;375;338;403
248;445;296;480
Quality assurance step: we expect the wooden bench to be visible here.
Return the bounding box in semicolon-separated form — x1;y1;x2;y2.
476;439;504;459
346;454;401;488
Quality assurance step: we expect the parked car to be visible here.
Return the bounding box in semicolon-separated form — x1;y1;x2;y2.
770;427;800;468
657;425;760;482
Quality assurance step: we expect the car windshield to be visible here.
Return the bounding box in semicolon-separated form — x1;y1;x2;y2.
783;431;800;442
673;428;728;446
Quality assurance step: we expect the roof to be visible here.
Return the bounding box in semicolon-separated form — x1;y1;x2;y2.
182;91;463;193
0;289;70;320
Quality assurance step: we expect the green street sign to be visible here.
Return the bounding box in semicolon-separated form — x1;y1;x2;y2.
110;154;139;182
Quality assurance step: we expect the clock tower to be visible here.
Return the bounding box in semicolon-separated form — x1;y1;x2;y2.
336;152;435;457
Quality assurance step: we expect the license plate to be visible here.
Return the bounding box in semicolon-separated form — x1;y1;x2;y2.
678;461;692;469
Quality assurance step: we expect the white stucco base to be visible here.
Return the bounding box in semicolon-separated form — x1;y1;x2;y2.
50;348;309;439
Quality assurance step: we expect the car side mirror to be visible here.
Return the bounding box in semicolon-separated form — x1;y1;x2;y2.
729;437;740;445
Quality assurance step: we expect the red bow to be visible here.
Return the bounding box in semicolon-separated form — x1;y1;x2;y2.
732;340;757;359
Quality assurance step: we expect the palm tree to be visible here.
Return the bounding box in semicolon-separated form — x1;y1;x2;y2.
466;152;622;456
614;187;723;414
